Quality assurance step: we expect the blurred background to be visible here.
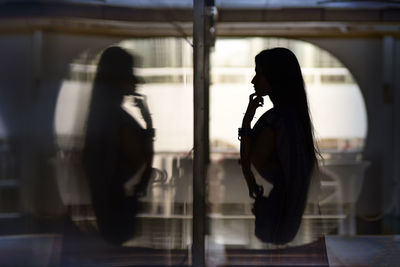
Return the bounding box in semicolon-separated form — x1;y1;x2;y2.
0;0;400;266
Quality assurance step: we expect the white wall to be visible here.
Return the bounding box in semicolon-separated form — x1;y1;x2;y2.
1;32;399;221
305;37;399;218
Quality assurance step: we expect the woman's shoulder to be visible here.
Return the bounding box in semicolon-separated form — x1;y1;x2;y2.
119;108;146;134
255;107;301;134
251;108;278;136
265;106;299;126
257;108;280;126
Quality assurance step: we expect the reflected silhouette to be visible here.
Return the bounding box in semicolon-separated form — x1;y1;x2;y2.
83;46;154;245
240;48;318;244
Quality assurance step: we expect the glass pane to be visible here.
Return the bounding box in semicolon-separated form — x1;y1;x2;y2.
55;37;193;265
0;2;196;265
206;37;368;266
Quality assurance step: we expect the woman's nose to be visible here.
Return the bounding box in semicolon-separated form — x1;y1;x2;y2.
251;76;255;84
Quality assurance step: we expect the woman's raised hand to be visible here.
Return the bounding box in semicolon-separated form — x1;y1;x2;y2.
134;96;153;128
248;181;264;199
244;93;264;123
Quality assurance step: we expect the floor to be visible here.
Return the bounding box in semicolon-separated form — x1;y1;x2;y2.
1;231;400;266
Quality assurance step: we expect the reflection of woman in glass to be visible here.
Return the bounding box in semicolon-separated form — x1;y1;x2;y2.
239;48;318;244
83;47;154;245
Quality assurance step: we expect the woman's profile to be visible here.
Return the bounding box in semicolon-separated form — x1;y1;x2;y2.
239;48;318;244
83;46;154;245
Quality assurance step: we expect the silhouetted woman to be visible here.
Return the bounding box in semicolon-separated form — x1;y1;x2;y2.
239;48;318;244
83;47;154;245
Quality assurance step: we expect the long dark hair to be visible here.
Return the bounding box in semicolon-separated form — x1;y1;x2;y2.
91;46;133;108
253;48;319;244
83;47;137;245
255;47;318;169
84;47;134;142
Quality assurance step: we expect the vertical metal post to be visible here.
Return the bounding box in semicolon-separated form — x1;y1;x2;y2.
395;39;400;217
383;36;398;217
385;36;400;216
193;0;206;266
20;30;42;215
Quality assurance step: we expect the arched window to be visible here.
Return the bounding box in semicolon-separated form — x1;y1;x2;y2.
210;37;367;156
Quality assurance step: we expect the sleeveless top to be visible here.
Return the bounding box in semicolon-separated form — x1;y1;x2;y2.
250;107;313;245
83;107;152;245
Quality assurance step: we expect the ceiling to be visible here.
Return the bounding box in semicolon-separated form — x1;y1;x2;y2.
2;0;400;9
1;0;399;37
